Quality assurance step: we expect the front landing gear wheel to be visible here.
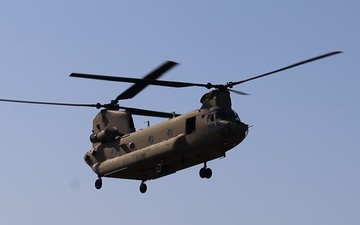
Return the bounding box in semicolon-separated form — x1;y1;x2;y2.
204;168;212;179
199;167;212;179
139;182;147;194
199;167;207;178
95;178;102;189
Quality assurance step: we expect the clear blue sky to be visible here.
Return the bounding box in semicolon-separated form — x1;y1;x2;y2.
0;1;359;224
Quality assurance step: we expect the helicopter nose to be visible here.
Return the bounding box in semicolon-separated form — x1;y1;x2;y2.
242;123;249;137
235;122;249;136
233;122;249;144
218;121;248;139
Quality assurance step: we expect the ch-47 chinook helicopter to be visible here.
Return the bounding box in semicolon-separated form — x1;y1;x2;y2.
0;51;341;193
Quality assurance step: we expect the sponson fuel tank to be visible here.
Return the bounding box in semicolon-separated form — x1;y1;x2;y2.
90;134;188;178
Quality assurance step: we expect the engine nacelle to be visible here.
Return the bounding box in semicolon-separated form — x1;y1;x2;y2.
90;125;120;143
91;110;135;147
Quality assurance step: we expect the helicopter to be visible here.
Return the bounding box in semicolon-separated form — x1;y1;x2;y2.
0;51;341;193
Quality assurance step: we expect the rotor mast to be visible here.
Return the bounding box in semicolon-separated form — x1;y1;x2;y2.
200;90;232;110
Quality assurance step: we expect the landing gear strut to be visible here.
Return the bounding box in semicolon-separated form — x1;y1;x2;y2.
199;163;212;179
95;177;102;189
139;181;147;194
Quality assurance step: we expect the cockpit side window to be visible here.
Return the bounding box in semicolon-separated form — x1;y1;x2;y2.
207;113;215;123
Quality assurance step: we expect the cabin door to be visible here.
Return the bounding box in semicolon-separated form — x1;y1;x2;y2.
186;117;196;135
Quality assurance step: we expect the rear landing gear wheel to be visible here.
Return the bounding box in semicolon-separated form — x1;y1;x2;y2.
95;178;102;189
139;182;147;194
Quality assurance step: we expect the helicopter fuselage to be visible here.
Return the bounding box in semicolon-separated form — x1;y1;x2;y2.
84;107;248;182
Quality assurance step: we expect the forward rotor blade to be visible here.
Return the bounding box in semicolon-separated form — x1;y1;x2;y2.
229;89;250;95
231;51;343;86
120;106;180;118
0;98;100;108
115;61;178;100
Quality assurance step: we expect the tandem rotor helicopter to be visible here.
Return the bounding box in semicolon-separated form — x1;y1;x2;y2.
0;51;341;193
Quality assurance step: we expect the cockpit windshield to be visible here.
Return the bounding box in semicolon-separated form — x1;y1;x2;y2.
232;111;241;123
208;108;241;124
215;111;227;120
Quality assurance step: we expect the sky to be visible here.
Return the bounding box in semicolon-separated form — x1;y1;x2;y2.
0;1;359;224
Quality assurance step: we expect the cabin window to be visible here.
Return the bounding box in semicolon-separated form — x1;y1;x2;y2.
167;128;174;137
128;142;136;150
111;148;117;158
186;117;196;134
148;135;154;144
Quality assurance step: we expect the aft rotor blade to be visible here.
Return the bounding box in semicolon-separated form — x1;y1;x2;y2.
231;51;343;86
121;106;180;118
70;73;210;88
0;98;181;118
0;98;100;108
115;61;178;100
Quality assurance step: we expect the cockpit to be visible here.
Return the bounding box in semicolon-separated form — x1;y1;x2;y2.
207;107;242;124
